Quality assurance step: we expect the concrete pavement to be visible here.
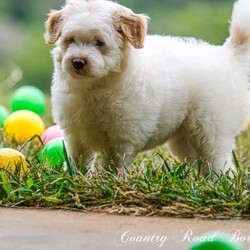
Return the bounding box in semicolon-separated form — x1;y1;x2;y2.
0;208;249;250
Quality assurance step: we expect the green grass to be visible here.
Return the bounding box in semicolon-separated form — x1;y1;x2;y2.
0;125;249;219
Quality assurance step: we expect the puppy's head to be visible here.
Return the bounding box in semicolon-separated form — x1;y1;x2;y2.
44;0;149;80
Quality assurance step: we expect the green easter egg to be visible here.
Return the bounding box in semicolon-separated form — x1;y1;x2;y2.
0;105;9;127
11;85;46;115
41;137;65;166
189;232;245;250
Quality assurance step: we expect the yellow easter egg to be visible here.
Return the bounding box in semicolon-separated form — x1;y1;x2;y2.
4;110;45;143
0;148;28;173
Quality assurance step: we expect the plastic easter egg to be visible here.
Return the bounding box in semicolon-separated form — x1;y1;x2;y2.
40;137;65;166
41;125;64;144
189;232;245;250
11;85;46;115
0;105;9;127
0;148;28;173
4;110;45;143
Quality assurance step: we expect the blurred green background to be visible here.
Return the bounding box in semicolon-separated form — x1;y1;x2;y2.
0;0;234;93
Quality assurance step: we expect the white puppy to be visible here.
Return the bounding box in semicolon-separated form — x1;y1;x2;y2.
45;0;250;175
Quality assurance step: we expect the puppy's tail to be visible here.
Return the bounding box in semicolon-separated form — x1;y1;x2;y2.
226;0;250;54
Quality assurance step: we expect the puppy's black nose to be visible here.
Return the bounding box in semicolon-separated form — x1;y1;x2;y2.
72;58;86;70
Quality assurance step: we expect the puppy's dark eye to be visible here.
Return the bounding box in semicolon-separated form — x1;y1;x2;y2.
95;40;105;47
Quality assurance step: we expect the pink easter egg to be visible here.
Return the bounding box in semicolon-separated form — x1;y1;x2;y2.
41;125;64;144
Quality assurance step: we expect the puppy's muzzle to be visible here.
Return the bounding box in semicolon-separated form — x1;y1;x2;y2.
72;58;86;71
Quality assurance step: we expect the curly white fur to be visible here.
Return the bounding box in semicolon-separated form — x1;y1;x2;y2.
45;0;250;175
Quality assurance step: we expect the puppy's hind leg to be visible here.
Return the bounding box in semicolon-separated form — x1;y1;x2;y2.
205;136;236;177
182;113;236;177
169;115;236;177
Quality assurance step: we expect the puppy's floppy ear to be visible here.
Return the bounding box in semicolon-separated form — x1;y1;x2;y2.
44;10;63;45
114;11;149;49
